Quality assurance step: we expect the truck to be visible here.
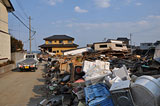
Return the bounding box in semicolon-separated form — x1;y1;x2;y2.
17;53;38;72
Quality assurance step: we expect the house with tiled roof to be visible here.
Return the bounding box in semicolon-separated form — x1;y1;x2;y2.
39;35;79;55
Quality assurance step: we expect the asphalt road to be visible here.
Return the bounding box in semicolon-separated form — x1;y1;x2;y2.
0;62;46;106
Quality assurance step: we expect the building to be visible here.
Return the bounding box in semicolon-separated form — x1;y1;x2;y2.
140;43;154;50
117;37;130;46
39;35;79;55
0;0;14;62
93;39;128;51
154;40;160;46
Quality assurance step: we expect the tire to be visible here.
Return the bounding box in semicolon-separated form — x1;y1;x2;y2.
19;69;23;72
32;69;36;72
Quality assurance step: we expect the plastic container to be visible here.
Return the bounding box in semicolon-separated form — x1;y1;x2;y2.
84;83;114;106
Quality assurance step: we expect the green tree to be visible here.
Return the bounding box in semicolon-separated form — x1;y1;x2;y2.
11;36;23;52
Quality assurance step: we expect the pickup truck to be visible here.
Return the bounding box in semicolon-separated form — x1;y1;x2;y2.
17;53;38;72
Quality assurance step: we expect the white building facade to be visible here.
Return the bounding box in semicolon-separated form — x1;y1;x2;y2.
0;0;14;61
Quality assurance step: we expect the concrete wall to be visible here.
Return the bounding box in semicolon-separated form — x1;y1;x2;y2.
0;64;16;74
11;51;26;64
0;1;11;60
0;58;8;64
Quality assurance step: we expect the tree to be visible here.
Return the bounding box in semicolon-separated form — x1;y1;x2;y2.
11;36;23;52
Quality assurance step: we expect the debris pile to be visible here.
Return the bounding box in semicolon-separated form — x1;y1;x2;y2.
38;44;160;106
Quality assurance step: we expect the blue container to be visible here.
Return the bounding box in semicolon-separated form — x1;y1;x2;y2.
84;83;114;106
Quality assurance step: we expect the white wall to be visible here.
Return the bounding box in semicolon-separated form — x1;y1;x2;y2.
64;47;91;55
0;1;11;60
11;52;26;64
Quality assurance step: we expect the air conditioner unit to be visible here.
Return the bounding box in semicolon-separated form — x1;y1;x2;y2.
109;80;135;106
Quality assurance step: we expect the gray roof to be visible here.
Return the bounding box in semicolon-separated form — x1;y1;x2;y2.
44;35;74;40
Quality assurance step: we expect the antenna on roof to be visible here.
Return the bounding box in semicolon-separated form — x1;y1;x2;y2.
103;37;107;42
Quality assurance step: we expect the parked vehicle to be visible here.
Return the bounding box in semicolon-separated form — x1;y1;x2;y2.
17;53;38;72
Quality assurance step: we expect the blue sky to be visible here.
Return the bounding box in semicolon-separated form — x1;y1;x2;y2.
8;0;160;51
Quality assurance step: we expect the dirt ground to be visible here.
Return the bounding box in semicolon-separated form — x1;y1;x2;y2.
0;62;46;106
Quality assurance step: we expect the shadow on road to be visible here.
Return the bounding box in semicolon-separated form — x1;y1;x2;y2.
12;68;20;72
27;63;47;106
27;83;46;106
37;78;45;82
12;68;37;72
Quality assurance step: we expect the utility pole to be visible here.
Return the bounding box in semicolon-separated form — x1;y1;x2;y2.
130;33;132;54
29;16;31;54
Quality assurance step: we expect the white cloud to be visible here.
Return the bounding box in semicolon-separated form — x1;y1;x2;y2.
136;2;142;6
126;0;131;4
74;6;88;13
51;18;77;25
147;15;160;19
66;15;160;33
47;0;63;6
94;0;110;8
64;17;160;46
137;20;148;25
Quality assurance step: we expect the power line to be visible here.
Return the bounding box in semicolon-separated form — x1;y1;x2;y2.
11;12;37;48
11;12;35;32
15;11;26;21
9;28;28;33
15;0;28;19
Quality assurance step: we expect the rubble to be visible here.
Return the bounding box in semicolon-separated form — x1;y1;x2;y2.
38;44;160;106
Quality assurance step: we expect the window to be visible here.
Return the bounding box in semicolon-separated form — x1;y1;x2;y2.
57;50;59;53
53;51;56;53
59;40;63;43
116;44;123;47
48;48;52;52
55;40;57;43
68;40;72;43
99;45;107;48
48;41;52;44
